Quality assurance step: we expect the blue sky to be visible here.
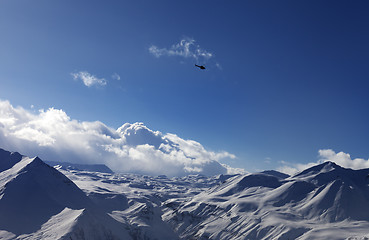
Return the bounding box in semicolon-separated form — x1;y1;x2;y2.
0;0;368;172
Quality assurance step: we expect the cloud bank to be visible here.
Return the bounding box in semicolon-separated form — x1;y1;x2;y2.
71;71;107;87
0;100;236;176
278;149;369;175
149;38;213;61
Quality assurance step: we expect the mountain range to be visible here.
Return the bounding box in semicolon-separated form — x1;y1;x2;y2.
1;148;369;239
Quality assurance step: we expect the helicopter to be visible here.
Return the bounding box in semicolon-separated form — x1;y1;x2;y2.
195;64;206;70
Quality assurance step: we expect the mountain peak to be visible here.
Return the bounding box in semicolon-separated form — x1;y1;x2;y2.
294;161;342;178
0;152;91;235
0;148;23;172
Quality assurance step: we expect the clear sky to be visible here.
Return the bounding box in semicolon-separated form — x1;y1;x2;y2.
0;0;368;172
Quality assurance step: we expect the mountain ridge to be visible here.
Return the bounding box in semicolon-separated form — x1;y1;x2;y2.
45;161;113;174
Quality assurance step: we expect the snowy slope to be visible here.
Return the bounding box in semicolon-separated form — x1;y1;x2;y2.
18;207;131;240
59;169;222;239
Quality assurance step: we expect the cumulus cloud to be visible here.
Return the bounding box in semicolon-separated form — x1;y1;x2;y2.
318;149;369;169
277;149;369;175
0;100;236;176
149;38;213;61
71;71;107;87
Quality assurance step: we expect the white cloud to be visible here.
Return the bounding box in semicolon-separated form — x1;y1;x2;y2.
277;149;369;175
0;100;237;177
264;157;272;164
215;62;223;70
112;73;120;81
149;38;213;61
71;71;107;87
318;149;369;169
221;164;247;175
277;162;318;176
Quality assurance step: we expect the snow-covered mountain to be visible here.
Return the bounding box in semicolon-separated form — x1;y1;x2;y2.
162;162;369;239
0;148;131;240
1;147;369;239
45;161;113;173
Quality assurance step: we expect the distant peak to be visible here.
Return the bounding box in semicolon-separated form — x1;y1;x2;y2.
10;151;22;158
0;148;24;172
294;161;343;178
45;161;114;174
261;170;290;179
